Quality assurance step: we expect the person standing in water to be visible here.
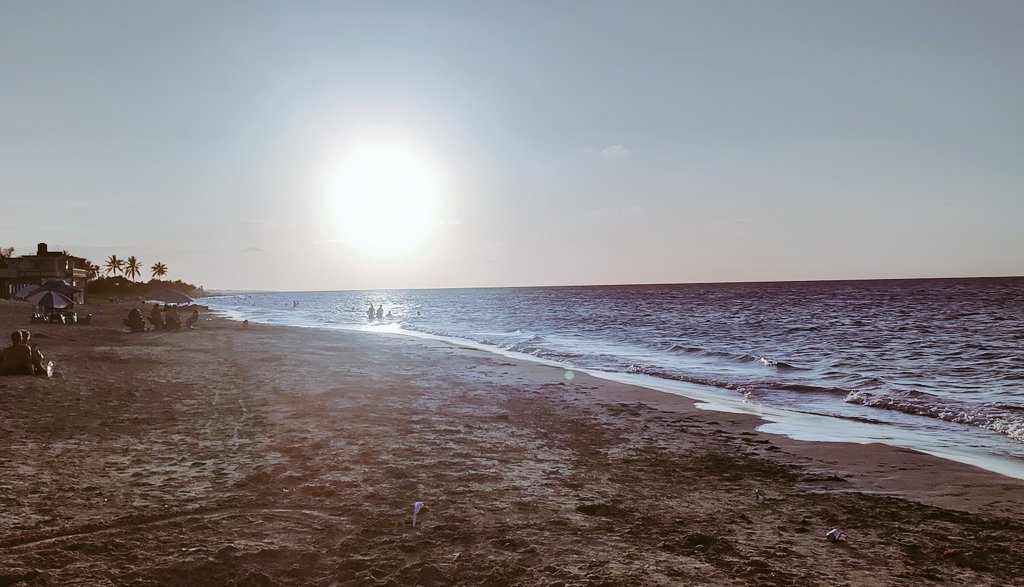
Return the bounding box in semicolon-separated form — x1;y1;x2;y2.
367;304;376;321
376;306;384;320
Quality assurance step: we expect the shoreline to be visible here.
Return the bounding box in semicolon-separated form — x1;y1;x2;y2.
206;304;1024;483
228;311;1024;508
2;299;1023;584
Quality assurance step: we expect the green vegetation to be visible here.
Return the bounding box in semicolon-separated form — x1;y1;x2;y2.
87;276;205;297
150;262;168;279
104;255;124;276
124;256;142;281
89;255;203;298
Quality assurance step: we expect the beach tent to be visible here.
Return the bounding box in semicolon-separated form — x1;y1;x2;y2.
13;284;39;300
26;290;75;309
145;288;194;305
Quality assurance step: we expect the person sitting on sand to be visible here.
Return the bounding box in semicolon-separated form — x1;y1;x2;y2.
164;306;182;331
367;304;375;321
148;304;165;331
20;330;51;377
0;331;33;375
123;308;147;333
185;309;199;330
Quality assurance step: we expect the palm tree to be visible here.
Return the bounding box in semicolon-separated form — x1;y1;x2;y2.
125;256;142;282
150;261;168;280
104;255;123;276
85;262;102;281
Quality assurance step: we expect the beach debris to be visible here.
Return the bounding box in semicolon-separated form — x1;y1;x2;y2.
412;501;425;527
754;489;765;503
825;528;843;542
564;370;575;382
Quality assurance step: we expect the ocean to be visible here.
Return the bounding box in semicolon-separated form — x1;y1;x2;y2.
202;277;1024;478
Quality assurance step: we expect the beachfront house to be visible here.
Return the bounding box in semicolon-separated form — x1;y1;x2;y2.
0;243;90;303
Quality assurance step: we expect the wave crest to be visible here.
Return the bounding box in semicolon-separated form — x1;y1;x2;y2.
845;390;1024;444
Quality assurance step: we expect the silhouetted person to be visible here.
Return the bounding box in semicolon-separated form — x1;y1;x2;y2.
20;330;50;377
148;304;165;331
164;306;182;331
376;306;383;320
124;308;147;332
0;331;33;375
185;309;199;329
368;304;376;321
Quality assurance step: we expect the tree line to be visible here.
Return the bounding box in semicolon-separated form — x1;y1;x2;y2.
99;255;168;282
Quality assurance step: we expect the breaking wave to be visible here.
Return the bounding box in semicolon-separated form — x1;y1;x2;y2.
846;390;1024;444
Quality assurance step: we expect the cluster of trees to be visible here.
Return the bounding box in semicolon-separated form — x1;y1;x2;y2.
87;275;204;297
98;255;169;282
87;254;203;297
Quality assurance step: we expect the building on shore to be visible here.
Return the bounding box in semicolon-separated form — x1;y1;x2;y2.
0;243;90;303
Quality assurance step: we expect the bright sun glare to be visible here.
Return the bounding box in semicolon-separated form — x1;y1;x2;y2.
326;142;442;256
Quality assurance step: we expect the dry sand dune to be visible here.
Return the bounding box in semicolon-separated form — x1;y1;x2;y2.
1;300;1022;586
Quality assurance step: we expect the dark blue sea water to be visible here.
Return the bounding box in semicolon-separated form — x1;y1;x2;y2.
203;277;1024;478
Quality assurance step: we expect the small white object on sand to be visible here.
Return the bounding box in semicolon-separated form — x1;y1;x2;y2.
825;528;843;542
412;501;425;527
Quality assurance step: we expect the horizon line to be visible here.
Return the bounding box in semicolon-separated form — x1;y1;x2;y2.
205;273;1024;295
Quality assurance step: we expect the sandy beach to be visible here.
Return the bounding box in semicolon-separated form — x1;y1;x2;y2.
1;299;1023;586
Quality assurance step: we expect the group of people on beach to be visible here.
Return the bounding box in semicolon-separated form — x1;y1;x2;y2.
367;304;392;321
0;330;52;377
124;304;200;333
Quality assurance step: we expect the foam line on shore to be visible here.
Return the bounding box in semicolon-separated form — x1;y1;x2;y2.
206;308;1024;481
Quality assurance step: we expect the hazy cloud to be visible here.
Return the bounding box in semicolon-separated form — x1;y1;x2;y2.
591;205;643;217
241;246;264;253
582;144;632;159
600;144;631;159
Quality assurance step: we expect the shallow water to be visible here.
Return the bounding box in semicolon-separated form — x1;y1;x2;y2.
203;277;1024;476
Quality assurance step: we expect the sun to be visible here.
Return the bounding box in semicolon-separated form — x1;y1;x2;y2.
326;142;442;256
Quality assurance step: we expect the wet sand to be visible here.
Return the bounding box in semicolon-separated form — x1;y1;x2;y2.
1;299;1022;586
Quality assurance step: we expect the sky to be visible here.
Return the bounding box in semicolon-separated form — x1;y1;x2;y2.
1;1;1021;291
